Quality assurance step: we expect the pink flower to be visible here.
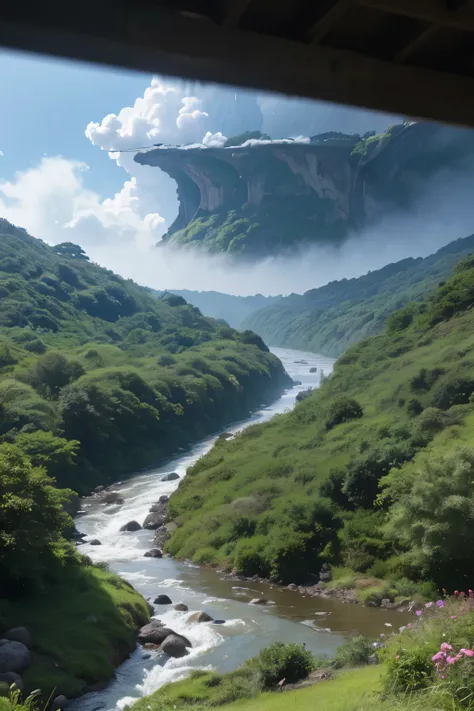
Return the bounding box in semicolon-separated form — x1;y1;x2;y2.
407;623;412;629
469;589;474;598
447;656;458;664
461;649;474;657
454;590;460;597
436;600;445;608
460;591;466;597
441;674;446;679
415;610;422;616
451;616;457;621
395;655;400;660
425;602;433;608
440;643;453;651
432;652;446;662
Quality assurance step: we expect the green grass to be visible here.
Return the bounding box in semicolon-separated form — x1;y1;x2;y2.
166;256;474;589
0;565;149;698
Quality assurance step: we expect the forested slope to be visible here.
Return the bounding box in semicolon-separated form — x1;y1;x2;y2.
243;234;474;356
167;252;474;596
0;220;290;494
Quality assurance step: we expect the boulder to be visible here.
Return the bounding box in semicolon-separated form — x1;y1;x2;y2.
0;641;31;673
159;495;169;504
286;584;298;591
174;603;188;612
309;367;318;373
160;634;190;658
319;564;332;583
1;628;31;648
94;485;105;493
149;503;165;513
138;625;175;646
212;620;226;625
154;594;172;605
0;672;23;691
154;522;177;548
70;528;86;542
52;695;69;710
102;492;124;505
161;472;179;482
188;611;213;623
249;598;267;605
144;549;163;558
89;539;102;546
120;520;142;532
143;512;166;530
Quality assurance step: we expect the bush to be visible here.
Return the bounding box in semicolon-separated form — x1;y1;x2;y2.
386;647;434;693
246;642;315;689
430;372;474;410
325;397;363;430
296;387;313;403
333;635;373;669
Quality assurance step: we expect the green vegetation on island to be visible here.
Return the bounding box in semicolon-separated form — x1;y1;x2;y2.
243;234;474;356
166;251;474;600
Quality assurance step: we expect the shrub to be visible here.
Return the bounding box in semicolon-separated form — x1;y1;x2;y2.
296;387;313;403
325;397;363;430
386;647;434;693
430;372;474;410
23;338;46;354
333;635;373;669
246;642;315;689
407;398;423;416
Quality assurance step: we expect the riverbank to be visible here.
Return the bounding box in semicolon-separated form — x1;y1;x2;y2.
0;566;150;700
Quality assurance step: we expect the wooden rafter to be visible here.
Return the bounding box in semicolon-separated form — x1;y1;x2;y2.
222;0;253;25
358;0;474;33
309;0;353;44
395;24;439;62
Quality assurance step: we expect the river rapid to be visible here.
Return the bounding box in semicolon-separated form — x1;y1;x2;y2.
73;348;406;711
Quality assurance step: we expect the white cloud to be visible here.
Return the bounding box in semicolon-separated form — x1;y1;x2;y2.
202;131;227;148
0;157;165;255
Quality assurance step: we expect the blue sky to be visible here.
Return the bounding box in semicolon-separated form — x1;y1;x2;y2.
0;50;151;197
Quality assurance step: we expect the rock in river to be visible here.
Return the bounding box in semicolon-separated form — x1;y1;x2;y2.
0;628;31;648
161;634;190;658
188;611;213;623
120;520;142;532
143;512;166;530
0;641;31;674
137;620;164;643
89;539;102;546
102;491;124;505
161;472;179;482
249;598;267;605
144;549;163;558
174;603;188;611
0;672;23;691
154;594;172;605
138;625;176;646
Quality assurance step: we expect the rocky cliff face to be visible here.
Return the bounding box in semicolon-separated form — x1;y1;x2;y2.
135;123;474;258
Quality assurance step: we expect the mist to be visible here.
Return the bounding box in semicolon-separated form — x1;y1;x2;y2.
84;164;474;297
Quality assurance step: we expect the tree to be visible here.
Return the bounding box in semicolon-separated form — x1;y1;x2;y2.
0;444;75;595
32;352;85;398
55;242;89;260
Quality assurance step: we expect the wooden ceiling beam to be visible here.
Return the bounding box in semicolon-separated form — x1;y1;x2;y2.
2;3;474;127
358;0;474;33
221;0;253;25
309;0;354;44
395;24;439;62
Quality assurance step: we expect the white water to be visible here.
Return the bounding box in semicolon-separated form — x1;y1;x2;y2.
72;348;339;711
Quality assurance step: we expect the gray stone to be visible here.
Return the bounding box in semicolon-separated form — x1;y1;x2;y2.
144;549;163;558
120;520;142;532
174;603;188;611
319;564;332;583
102;492;124;505
52;695;69;710
94;485;105;493
137;621;166;644
188;611;213;623
212;620;226;625
1;628;31;648
161;472;179;482
143;512;166;530
368;654;379;665
0;672;23;691
154;594;172;605
89;539;102;546
160;634;190;658
159;495;169;504
309;367;317;373
249;598;267;605
0;641;31;674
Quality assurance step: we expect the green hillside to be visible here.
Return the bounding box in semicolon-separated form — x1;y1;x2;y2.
242;234;474;356
166;252;474;595
0;220;290;494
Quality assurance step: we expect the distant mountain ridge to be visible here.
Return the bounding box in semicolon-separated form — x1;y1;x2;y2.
242;234;474;356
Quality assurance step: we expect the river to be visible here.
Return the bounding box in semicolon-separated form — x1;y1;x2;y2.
73;347;407;711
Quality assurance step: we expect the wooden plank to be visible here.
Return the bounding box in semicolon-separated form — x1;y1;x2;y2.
222;0;253;25
309;0;354;43
358;0;474;33
2;3;474;127
395;24;439;62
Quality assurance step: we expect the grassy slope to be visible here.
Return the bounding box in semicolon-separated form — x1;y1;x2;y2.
242;234;474;357
165;254;474;590
0;565;149;698
0;220;289;493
